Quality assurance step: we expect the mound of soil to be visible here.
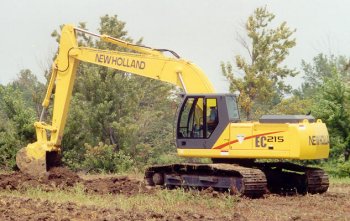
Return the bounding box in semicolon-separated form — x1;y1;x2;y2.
84;176;148;195
0;167;151;195
47;167;82;187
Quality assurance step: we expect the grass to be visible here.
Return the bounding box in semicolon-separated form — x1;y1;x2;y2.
330;176;350;184
0;185;239;215
0;169;11;175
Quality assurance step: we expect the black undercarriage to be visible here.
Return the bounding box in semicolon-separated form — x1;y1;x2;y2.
144;161;329;198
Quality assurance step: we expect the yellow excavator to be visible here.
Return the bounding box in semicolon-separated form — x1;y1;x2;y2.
16;25;330;197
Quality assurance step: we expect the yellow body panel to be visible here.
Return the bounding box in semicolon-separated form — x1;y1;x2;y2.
178;119;329;160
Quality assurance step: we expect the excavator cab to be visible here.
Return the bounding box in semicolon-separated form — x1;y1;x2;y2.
176;94;239;149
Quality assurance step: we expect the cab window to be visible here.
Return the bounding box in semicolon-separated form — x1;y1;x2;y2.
178;97;204;138
178;97;219;139
206;98;218;138
225;96;239;121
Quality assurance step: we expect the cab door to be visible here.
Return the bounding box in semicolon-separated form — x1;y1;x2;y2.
176;95;230;149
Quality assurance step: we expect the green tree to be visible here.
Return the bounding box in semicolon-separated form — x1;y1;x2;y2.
294;54;350;99
297;53;350;163
222;6;297;120
269;96;312;115
11;69;45;117
0;70;44;169
312;72;350;161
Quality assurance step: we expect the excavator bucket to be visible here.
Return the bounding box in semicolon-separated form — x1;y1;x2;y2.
16;142;61;178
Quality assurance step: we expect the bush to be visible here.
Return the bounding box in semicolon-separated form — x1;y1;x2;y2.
0;130;21;170
81;142;134;173
321;160;350;178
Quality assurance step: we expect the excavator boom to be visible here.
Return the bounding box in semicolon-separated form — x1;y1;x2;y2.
16;25;215;177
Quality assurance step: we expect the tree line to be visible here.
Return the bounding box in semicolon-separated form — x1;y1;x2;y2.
0;8;349;177
222;7;350;177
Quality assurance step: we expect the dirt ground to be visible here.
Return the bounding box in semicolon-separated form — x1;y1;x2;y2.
0;168;349;221
0;195;224;221
0;167;152;195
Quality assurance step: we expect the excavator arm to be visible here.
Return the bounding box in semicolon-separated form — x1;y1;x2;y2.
16;25;215;177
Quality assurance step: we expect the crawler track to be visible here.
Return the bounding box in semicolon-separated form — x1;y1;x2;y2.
145;162;329;197
256;162;329;195
145;163;267;197
305;168;329;194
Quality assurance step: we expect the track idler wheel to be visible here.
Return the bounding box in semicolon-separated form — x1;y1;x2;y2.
152;173;165;185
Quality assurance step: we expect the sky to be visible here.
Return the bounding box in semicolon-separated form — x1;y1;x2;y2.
1;0;350;92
